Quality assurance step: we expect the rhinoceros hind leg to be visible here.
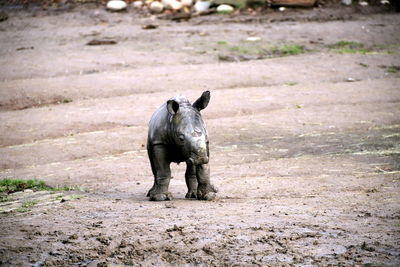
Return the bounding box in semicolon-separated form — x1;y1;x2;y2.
147;145;172;201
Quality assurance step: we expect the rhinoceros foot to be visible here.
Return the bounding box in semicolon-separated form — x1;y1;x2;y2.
185;190;197;199
197;184;218;201
149;192;173;201
197;192;216;201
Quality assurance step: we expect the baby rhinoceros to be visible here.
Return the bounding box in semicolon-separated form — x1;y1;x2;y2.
146;91;217;201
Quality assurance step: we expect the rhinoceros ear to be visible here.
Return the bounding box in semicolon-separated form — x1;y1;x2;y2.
193;91;210;111
167;100;180;115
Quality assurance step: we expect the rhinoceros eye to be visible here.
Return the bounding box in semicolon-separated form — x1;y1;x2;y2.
178;134;185;142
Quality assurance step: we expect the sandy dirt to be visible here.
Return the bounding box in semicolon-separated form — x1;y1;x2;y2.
0;4;399;266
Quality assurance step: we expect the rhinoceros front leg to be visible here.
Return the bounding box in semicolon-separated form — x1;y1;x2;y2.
196;163;217;201
147;145;173;201
185;162;198;199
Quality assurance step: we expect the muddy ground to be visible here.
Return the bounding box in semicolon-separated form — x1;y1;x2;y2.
0;4;399;267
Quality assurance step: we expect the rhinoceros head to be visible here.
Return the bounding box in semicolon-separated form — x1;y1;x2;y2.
167;91;210;165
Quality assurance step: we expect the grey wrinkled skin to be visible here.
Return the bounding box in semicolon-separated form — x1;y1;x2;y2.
146;91;218;201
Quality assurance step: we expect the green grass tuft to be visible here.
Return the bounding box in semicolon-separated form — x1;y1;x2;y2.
0;178;49;193
334;48;370;54
50;185;82;192
217;41;228;45
0;178;82;194
276;44;304;56
333;40;363;48
286;81;299;86
0;195;12;202
387;65;400;73
330;40;371;54
16;200;39;212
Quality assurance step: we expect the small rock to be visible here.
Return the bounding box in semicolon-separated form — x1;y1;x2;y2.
279;6;286;11
142;24;158;29
359;1;368;6
361;241;375;252
24;189;34;193
0;11;8;22
16;46;34;51
86;39;117;46
119;239;128;248
341;0;352;5
270;0;316;7
170;0;183;10
213;0;246;8
69;234;78;240
133;1;144;8
162;0;174;8
106;0;128;11
182;0;193;6
346;77;354;82
150;1;164;13
246;36;261;42
217;4;234;14
194;0;211;12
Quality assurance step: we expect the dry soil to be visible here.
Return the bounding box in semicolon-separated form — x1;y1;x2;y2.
0;5;399;267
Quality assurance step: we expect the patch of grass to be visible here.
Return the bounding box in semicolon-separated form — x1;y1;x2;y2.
203;41;306;62
217;41;228;45
229;45;265;55
330;40;372;54
229;43;304;57
51;185;82;192
54;195;64;201
334;48;370;54
17;200;39;213
379;65;400;73
69;194;84;200
59;98;73;104
0;178;82;194
333;40;363;48
0;194;12;202
0;178;49;194
286;81;298;86
274;44;304;56
229;45;244;52
387;65;400;73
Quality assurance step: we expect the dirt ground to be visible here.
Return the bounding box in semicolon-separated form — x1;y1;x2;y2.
0;3;399;266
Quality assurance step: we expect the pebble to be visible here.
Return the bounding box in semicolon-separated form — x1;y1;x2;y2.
106;0;128;11
133;1;144;8
162;0;173;8
246;36;261;42
216;4;234;14
181;0;193;6
194;0;211;12
150;1;164;13
170;0;183;10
